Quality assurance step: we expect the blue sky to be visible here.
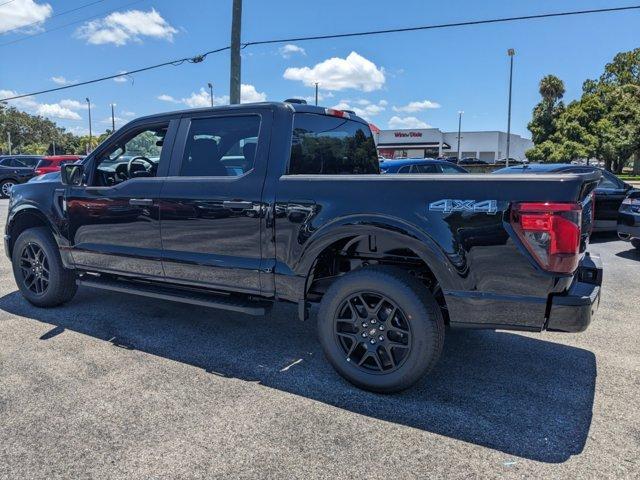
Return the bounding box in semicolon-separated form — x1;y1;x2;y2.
1;0;639;137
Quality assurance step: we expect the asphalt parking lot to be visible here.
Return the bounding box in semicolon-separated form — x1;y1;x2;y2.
0;198;638;479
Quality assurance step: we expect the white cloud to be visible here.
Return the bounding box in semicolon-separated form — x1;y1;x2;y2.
388;116;431;129
160;84;267;108
58;99;84;110
0;89;84;121
76;8;177;46
113;71;129;83
51;76;73;86
279;44;306;58
283;51;385;92
157;94;179;103
393;100;441;113
100;116;124;125
122;110;135;117
240;84;267;103
36;103;82;120
0;0;52;34
332;99;387;121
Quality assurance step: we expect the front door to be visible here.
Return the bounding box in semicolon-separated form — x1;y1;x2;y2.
65;120;176;279
159;110;271;295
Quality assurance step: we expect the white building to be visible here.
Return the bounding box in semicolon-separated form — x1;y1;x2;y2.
374;127;533;162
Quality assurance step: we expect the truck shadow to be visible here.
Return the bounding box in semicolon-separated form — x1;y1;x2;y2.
0;288;596;464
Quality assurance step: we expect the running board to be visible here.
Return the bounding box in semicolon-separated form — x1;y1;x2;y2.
76;277;269;316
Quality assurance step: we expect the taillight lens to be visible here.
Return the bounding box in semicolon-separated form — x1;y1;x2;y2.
511;202;582;274
35;168;44;175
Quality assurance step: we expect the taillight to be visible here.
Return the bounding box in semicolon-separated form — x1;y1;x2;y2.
35;168;44;175
511;202;582;274
325;108;350;119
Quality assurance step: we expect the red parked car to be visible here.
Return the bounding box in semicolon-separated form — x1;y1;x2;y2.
35;155;83;176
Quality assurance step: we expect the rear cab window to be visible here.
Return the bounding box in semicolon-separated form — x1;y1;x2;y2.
288;113;379;175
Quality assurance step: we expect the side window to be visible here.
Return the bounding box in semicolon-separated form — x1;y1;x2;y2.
93;125;168;186
412;164;438;173
288;113;379;175
397;165;411;173
180;115;260;177
0;158;12;166
440;163;466;174
13;159;28;168
599;171;620;189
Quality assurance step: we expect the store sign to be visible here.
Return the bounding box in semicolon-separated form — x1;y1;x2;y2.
394;131;423;138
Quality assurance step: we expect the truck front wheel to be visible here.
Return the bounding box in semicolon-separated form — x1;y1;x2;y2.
317;266;444;393
11;227;78;307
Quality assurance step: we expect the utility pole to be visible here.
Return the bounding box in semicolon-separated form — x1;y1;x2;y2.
110;103;116;132
314;82;319;106
456;111;463;164
505;48;515;168
7;131;11;155
229;0;242;104
52;140;56;155
208;82;214;107
86;97;93;152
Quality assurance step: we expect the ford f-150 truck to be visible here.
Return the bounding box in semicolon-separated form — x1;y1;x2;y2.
4;102;603;392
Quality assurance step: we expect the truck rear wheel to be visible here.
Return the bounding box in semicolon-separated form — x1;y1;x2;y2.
11;227;77;307
317;266;444;393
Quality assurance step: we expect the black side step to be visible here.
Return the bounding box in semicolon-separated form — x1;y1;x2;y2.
76;277;269;316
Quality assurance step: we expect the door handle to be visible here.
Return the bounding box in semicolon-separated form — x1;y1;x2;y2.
129;198;154;206
223;200;253;209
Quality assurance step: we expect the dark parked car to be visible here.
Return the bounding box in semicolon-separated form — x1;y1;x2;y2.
5;102;602;392
0;155;41;198
459;157;489;165
618;190;640;250
494;163;635;232
380;158;469;174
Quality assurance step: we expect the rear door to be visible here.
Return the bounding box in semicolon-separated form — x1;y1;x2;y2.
159;108;272;295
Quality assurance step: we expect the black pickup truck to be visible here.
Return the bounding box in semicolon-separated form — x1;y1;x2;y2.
4;102;603;392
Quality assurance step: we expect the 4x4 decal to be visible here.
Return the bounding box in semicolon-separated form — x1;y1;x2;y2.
428;199;498;214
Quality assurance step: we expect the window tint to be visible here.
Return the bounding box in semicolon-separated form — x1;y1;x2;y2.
0;158;12;166
440;163;466;174
288;113;379;175
180;116;260;177
599;171;621;189
412;164;438;173
397;165;411;173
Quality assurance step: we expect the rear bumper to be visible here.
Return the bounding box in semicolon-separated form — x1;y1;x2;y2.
617;211;640;240
546;253;603;333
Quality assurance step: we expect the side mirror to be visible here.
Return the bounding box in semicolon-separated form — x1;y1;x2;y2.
61;164;84;186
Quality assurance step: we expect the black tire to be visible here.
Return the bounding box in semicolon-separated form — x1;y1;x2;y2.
632;238;640;250
0;179;16;198
317;266;444;393
11;227;77;307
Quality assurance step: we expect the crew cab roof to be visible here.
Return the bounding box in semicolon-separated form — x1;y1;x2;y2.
130;102;370;126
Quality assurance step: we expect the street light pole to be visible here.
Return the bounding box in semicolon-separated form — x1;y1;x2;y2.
506;48;515;168
229;0;242;104
110;103;116;132
208;82;214;107
7;131;11;155
456;111;463;164
85;97;92;153
314;82;319;106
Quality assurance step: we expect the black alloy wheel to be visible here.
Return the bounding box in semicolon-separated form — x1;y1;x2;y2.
19;242;50;295
334;292;412;373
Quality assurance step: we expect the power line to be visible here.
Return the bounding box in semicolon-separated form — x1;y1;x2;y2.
1;47;229;101
2;4;639;102
2;0;108;36
0;0;17;7
0;0;147;47
243;5;640;47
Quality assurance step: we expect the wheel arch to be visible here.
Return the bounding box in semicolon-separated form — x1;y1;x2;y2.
297;215;457;323
6;207;62;259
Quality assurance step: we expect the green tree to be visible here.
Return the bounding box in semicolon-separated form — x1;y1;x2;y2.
526;75;566;161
